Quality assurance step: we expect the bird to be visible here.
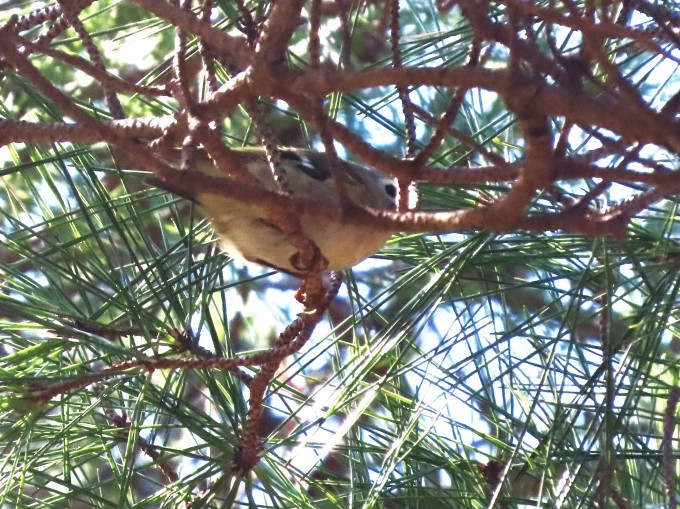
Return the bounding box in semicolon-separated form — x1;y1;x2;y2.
144;146;397;276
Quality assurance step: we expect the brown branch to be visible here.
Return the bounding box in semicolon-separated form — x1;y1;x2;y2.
0;0;95;69
253;0;306;64
0;118;175;146
170;329;254;385
555;159;680;187
580;24;648;107
612;184;680;222
148;161;668;238
504;0;679;62
288;67;680;153
336;0;352;68
234;272;342;471
233;0;259;45
11;1;86;32
14;36;169;97
198;0;220;93
457;0;571;84
96;386;184;490
31;322;342;403
413;39;483;167
476;114;554;230
57;0;124;118
163;61;680;157
192;66;260;120
0;27;115;142
389;0;416;159
309;0;322;67
131;0;251;69
186;121;251;179
2;0;677;244
2;116;677;190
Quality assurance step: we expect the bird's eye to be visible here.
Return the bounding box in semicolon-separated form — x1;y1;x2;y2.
384;183;397;199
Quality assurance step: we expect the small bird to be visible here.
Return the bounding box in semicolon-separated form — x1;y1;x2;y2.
147;147;397;276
